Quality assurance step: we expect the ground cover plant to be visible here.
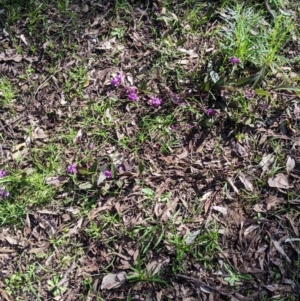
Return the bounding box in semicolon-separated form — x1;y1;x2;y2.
0;0;300;300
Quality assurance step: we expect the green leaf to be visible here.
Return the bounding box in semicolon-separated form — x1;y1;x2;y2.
236;73;261;87
254;89;271;97
111;164;117;178
77;168;91;175
138;161;144;175
78;182;92;190
89;159;99;173
139;80;147;91
245;118;252;125
236;67;266;88
274;85;300;92
176;38;187;47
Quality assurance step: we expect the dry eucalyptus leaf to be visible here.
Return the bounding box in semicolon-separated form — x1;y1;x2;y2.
212;206;227;215
101;272;126;290
73;129;83;143
46;176;68;187
238;172;254;192
266;196;285;211
271;238;291;263
199;191;212;201
32;127;47;140
185;229;201;244
259;154;275;174
236;143;248;157
253;204;265;213
286;156;295;174
268;173;291;189
146;258;169;275
19;34;28;45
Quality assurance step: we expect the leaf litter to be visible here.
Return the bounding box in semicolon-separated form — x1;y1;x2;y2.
0;0;300;300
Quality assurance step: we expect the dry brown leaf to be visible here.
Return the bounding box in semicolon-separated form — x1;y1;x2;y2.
73;129;83;143
0;248;16;253
160;198;178;222
238;172;254;192
244;224;259;236
46;176;68;187
3;235;18;245
253;204;265;213
268;173;292;189
28;247;46;255
100;272;126;290
0;287;12;301
0;52;23;62
199;191;212;201
227;177;240;194
146;257;170;276
271;237;291;263
266;196;285;211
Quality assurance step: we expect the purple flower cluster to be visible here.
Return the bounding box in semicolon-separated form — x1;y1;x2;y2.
149;96;162;108
0;189;9;199
206;108;217;116
244;89;255;99
126;87;138;101
110;74;122;87
110;74;163;107
229;56;240;64
67;163;78;175
0;170;7;178
104;170;112;179
260;103;269;110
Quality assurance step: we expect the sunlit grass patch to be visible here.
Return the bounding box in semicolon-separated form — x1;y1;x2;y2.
218;3;294;71
0;77;15;106
0;168;56;225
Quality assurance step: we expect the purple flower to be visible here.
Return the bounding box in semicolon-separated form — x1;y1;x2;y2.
0;189;9;199
0;170;7;178
206;108;217;116
88;143;94;150
104;170;112;179
126;87;138;101
110;74;122;87
117;164;125;172
67;163;78;175
260;103;269;110
229;56;240;64
170;125;177;131
149;96;162;108
244;89;255;99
